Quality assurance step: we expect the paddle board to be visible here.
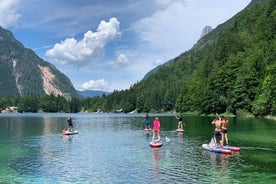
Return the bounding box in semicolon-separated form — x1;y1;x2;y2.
177;128;184;133
222;145;240;151
202;144;231;154
62;130;78;135
150;140;163;148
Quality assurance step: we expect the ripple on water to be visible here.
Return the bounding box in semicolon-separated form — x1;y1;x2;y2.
8;129;247;183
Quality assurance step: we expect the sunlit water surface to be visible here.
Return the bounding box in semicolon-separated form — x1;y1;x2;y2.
0;113;275;183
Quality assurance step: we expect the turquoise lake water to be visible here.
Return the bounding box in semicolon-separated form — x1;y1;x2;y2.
0;113;275;183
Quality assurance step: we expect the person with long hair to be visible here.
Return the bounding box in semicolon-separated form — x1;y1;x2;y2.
221;116;229;146
152;117;161;142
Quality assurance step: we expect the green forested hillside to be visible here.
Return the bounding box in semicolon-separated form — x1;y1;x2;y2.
175;0;276;115
0;27;78;98
81;0;275;116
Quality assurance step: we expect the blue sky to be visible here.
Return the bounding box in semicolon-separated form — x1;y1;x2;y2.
1;0;251;92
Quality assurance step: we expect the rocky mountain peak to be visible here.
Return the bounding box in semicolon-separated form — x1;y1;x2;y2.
200;25;213;38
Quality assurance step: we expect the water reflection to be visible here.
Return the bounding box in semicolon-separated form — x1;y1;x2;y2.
152;148;161;183
201;150;241;183
62;135;73;141
0;114;274;183
178;132;183;140
144;129;151;138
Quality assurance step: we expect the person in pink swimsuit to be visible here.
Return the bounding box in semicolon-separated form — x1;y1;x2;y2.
152;117;161;142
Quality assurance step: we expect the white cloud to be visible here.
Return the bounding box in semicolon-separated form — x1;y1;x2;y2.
80;79;109;91
154;0;182;7
132;1;198;63
45;17;121;67
108;52;132;68
131;0;251;67
0;0;21;28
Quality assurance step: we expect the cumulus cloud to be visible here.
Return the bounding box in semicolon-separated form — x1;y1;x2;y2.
0;0;21;28
80;79;109;91
108;52;132;68
45;17;121;67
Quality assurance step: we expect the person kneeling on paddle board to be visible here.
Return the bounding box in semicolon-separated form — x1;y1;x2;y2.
67;117;73;132
152;117;161;142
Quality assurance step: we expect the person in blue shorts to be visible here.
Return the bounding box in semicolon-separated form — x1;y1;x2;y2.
144;113;151;129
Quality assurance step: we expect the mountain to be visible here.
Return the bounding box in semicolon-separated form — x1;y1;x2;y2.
0;26;78;98
77;90;110;98
200;25;213;38
96;0;275;116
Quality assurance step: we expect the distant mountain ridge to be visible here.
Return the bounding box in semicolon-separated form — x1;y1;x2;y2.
0;26;78;98
77;90;110;98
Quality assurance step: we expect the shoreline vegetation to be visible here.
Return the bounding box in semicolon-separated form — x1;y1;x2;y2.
1;108;275;121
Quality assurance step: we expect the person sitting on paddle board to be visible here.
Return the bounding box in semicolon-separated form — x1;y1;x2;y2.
144;113;151;129
221;116;229;146
211;113;222;148
176;115;183;130
67;117;73;132
152;117;161;142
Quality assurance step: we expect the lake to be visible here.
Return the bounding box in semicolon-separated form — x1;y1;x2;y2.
0;113;275;183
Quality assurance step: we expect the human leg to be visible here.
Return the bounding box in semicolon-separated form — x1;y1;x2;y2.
157;131;160;141
225;133;228;145
221;133;225;146
152;131;156;142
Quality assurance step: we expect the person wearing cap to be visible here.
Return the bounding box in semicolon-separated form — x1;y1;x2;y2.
67;117;73;131
152;117;161;142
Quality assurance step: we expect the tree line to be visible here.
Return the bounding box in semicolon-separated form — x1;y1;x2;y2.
0;0;275;116
0;94;82;113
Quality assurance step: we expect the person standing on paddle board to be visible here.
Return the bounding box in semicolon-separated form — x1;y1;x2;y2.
221;116;229;146
144;113;151;129
67;117;73;131
176;115;183;130
211;113;222;148
152;117;161;142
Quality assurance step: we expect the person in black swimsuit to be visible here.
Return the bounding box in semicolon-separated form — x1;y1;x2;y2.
67;117;73;131
176;115;183;129
221;116;229;146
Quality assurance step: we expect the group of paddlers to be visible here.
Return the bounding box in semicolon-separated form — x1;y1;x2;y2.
144;113;229;148
211;113;229;147
144;113;184;143
144;113;161;142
